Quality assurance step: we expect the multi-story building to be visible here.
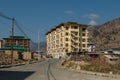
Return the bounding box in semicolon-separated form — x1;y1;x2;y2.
0;40;3;48
46;22;88;58
3;36;30;51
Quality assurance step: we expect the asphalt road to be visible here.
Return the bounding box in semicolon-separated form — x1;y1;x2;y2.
0;59;119;80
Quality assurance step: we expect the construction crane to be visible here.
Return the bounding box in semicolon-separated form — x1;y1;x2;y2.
0;12;15;64
0;12;38;64
0;12;29;38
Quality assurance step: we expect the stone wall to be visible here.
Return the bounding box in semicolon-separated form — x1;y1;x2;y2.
5;50;18;60
22;52;31;60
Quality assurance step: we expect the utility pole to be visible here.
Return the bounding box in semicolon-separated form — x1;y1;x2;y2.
11;18;15;64
38;31;40;61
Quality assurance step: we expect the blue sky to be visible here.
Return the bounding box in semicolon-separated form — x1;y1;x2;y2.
0;0;120;42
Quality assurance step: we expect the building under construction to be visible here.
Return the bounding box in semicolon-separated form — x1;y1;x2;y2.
3;36;30;51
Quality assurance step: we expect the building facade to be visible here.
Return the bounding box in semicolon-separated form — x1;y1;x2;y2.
3;36;30;51
88;42;95;52
46;22;88;58
0;40;3;48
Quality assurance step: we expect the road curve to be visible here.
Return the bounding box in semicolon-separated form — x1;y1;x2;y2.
0;59;119;80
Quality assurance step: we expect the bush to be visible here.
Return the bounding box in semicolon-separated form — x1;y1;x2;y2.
81;58;120;74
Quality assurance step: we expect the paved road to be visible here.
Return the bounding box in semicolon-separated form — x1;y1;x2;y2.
0;59;119;80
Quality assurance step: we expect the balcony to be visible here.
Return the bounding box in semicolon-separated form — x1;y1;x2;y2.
71;38;76;43
71;43;79;48
71;47;79;52
71;29;79;32
71;31;79;37
71;39;79;45
71;44;76;48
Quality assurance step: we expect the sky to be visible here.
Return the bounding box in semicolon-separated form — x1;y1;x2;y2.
0;0;120;42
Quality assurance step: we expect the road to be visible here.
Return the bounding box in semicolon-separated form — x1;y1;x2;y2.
0;59;119;80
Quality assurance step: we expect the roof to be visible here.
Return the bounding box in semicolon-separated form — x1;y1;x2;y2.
0;45;27;52
88;42;95;45
46;22;88;35
3;36;30;40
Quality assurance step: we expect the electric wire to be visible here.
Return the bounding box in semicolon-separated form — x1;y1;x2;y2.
0;12;12;20
0;12;37;46
14;20;29;38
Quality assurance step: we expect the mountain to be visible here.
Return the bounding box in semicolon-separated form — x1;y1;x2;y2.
89;18;120;51
30;41;46;52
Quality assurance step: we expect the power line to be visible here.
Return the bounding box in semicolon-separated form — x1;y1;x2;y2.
14;20;29;38
0;12;37;46
17;22;35;33
0;12;12;20
0;12;30;39
14;19;37;45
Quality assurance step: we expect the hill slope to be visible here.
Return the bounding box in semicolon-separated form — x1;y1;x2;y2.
89;18;120;51
30;41;46;52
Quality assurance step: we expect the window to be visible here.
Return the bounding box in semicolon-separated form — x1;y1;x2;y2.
75;43;78;46
66;32;69;36
66;38;69;41
61;44;63;47
65;49;68;53
82;39;86;42
74;26;78;29
75;32;78;35
82;33;86;36
61;33;62;37
56;45;59;47
82;44;86;47
82;49;85;51
82;28;86;31
65;43;68;47
61;38;62;41
66;26;69;30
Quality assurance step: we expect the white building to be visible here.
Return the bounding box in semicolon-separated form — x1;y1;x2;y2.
88;42;95;52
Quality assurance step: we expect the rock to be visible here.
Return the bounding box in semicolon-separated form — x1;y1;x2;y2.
76;65;81;70
109;71;113;74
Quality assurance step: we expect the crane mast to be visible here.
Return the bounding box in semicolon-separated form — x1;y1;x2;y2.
0;12;15;64
11;18;15;64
